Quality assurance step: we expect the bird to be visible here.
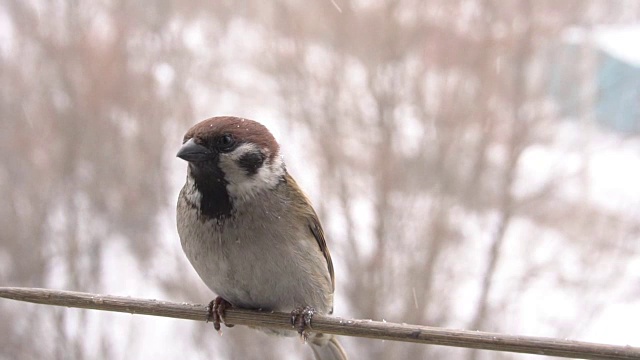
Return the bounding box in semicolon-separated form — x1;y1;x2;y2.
176;116;348;360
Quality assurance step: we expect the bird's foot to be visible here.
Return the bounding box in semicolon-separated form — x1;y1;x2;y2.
206;296;235;334
291;306;316;343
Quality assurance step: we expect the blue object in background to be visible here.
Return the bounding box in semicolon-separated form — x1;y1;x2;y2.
596;53;640;133
549;29;640;135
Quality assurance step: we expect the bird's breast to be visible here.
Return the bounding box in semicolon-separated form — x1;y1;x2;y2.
176;187;333;313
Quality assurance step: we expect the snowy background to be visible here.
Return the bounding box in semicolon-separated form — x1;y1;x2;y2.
1;1;639;359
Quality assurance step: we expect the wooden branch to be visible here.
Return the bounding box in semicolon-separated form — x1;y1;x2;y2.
0;287;637;359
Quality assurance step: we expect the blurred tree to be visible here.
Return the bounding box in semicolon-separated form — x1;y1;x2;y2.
1;0;639;359
0;0;198;358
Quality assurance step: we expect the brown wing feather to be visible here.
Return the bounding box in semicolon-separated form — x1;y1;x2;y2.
309;215;335;293
284;172;335;293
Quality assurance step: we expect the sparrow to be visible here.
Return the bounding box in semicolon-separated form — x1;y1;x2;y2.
176;116;348;360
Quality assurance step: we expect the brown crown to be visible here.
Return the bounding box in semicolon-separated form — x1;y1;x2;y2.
183;116;280;162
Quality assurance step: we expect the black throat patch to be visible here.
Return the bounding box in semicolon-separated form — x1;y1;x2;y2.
188;162;233;220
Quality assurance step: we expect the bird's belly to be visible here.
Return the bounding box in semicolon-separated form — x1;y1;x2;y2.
178;218;331;314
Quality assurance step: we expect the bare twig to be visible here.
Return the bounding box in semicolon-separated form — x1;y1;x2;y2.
0;287;638;359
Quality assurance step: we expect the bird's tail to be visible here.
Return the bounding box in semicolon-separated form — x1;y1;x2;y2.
309;335;348;360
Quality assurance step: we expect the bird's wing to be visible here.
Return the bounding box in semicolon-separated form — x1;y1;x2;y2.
284;172;335;293
308;215;335;293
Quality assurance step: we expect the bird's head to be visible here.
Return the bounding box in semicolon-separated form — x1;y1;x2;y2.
177;116;285;204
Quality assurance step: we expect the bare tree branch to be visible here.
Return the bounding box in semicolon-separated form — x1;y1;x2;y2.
0;287;637;360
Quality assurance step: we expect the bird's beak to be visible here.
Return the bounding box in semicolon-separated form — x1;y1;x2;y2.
177;138;214;162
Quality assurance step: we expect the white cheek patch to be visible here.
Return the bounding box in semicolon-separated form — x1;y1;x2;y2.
218;143;284;201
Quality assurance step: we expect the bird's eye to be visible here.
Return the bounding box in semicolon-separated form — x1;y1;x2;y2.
217;134;236;152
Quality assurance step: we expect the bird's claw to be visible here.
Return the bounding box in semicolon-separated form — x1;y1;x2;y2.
291;306;316;342
206;297;235;334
